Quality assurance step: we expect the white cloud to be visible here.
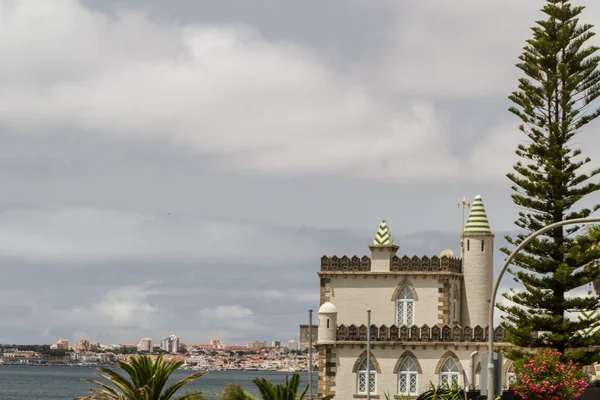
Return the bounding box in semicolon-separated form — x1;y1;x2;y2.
198;305;254;321
196;305;263;341
0;206;322;263
93;285;159;328
379;0;600;98
56;283;161;331
0;0;584;182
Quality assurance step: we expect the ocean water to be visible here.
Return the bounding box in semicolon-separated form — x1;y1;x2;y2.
0;365;316;399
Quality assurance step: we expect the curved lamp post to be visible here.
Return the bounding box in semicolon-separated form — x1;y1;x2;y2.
486;217;600;398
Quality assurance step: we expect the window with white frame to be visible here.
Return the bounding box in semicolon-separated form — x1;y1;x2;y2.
396;285;414;326
398;357;418;395
440;358;460;387
357;357;377;394
506;363;516;388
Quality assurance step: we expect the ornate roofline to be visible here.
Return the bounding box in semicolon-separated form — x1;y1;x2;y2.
320;254;462;273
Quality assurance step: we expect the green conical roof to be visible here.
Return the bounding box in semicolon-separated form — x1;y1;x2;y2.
577;286;600;337
373;220;393;245
463;195;493;236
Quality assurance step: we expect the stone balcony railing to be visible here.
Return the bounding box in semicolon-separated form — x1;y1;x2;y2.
320;255;462;273
335;324;506;342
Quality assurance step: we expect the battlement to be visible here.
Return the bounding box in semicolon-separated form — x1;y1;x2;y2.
335;324;506;343
320;255;462;273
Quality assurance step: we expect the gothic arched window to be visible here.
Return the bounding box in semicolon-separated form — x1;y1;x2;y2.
398;357;418;395
396;285;414;326
357;357;377;394
440;357;460;387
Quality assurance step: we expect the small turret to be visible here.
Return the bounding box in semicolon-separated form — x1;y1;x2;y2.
317;302;337;344
576;285;600;337
461;195;494;328
368;220;399;272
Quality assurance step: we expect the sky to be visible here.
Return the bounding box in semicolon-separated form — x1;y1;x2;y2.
1;0;600;346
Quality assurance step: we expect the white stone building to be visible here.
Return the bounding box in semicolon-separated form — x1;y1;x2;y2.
316;195;513;398
161;335;180;353
137;337;152;353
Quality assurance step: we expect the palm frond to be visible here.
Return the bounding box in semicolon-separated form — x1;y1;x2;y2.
81;355;206;400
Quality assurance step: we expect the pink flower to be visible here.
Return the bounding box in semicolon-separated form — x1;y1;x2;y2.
512;349;589;400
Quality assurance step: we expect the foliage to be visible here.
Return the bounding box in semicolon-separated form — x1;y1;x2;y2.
13;344;68;357
384;392;411;400
512;349;589;400
221;383;258;400
76;354;209;400
415;381;463;400
251;373;333;400
500;0;600;365
110;346;138;355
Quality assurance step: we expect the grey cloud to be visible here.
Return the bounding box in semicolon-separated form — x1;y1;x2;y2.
0;0;581;183
1;0;599;347
0;223;526;344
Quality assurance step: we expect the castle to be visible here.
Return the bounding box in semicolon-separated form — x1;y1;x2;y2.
315;195;514;398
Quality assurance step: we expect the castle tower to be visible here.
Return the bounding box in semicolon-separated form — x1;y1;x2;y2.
576;285;600;337
461;195;494;328
368;220;399;272
317;302;337;344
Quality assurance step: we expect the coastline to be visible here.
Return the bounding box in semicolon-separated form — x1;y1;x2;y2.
0;362;311;373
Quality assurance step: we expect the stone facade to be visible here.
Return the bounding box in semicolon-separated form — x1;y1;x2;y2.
299;324;318;346
315;196;513;399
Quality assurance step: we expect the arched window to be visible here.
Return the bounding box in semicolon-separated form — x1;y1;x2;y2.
396;285;414;326
398;357;418;395
440;358;460;387
357;357;377;394
506;363;516;388
467;239;470;251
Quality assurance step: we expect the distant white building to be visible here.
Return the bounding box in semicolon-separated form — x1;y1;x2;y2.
161;335;179;353
137;338;152;353
287;340;301;351
247;341;267;349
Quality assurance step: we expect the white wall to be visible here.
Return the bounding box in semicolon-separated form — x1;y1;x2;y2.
461;236;493;327
329;275;442;327
333;346;485;399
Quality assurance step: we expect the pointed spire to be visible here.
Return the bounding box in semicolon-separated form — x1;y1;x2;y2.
373;220;393;245
463;195;493;236
577;288;600;337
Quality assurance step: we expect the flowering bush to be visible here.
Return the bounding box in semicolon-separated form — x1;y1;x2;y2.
512;349;589;400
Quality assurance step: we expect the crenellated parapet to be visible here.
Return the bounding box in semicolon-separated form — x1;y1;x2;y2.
335;324;506;343
321;255;371;271
391;255;462;272
320;255;462;273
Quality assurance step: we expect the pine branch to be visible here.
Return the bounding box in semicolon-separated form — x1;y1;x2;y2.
502;0;600;365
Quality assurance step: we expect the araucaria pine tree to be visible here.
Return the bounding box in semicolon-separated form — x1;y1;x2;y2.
499;0;600;365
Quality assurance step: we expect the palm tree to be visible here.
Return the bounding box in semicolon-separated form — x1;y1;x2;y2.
77;354;210;400
252;373;333;400
221;383;257;400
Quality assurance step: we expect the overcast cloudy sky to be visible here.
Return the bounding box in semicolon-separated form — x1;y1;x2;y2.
1;0;599;346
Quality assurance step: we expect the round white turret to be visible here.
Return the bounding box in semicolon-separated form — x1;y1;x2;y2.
461;195;494;328
318;302;337;344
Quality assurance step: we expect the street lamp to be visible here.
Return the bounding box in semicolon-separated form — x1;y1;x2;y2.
367;309;371;400
486;217;600;398
308;309;313;400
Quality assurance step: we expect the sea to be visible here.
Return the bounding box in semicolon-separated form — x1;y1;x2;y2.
0;365;316;399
